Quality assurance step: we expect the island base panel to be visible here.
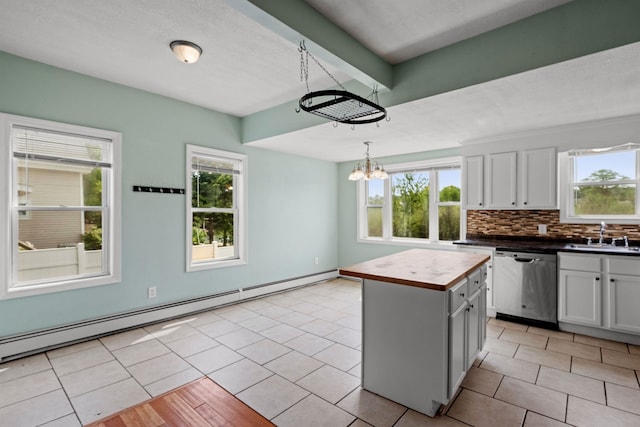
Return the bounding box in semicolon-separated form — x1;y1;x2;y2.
362;279;449;416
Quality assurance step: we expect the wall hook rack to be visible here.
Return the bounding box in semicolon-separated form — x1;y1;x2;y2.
132;185;185;194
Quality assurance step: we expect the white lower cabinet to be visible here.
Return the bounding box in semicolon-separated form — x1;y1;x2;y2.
448;300;466;398
447;274;485;398
608;256;640;334
361;264;487;417
558;269;602;327
466;289;483;367
559;252;640;335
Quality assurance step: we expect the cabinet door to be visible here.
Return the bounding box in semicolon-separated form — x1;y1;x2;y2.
485;262;495;314
558;270;602;326
466;289;483;368
479;284;487;348
486;152;517;209
463;156;484;209
609;274;640;333
448;303;466;398
521;147;557;208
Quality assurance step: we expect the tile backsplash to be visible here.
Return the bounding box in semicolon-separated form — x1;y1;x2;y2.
466;210;640;242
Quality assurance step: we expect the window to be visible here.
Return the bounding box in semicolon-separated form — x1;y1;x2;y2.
0;114;121;299
358;158;462;244
186;145;247;271
560;145;640;223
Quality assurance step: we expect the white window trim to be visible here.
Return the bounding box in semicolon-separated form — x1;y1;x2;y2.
356;156;463;249
186;144;248;272
559;150;640;224
0;113;121;300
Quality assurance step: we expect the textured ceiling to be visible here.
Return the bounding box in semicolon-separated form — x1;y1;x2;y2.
303;0;571;64
1;0;638;162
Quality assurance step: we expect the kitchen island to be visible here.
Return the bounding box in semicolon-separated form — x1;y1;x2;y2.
340;249;489;417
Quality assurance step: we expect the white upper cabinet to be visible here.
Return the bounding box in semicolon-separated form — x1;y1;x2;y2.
463;155;484;208
486;152;517;209
521;147;557;209
463;147;557;210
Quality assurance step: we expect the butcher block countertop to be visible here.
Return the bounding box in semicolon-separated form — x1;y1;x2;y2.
339;249;489;291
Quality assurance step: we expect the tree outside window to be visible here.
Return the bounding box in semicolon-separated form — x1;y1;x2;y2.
186;145;247;271
360;160;461;244
564;147;639;221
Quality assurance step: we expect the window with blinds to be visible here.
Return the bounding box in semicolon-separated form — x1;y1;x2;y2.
186;144;247;271
1;113;121;298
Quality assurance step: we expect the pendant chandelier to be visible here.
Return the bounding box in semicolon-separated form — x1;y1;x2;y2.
296;41;387;126
348;142;388;181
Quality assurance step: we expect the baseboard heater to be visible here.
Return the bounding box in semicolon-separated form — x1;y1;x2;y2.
0;270;338;362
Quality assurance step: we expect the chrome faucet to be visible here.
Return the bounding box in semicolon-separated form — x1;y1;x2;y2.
598;221;606;244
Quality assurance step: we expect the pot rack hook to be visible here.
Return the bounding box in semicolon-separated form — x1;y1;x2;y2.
298;40;306;53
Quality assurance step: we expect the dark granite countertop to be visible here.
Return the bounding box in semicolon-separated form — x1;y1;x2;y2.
454;235;640;257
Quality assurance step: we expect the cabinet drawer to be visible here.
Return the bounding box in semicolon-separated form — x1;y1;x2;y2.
468;269;483;294
449;279;469;312
609;257;640;275
558;253;602;273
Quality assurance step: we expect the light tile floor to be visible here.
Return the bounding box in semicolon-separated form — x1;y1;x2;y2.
2;278;640;426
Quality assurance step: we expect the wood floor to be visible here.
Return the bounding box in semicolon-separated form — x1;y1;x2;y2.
86;377;274;427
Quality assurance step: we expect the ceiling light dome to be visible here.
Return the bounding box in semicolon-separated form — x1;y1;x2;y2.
170;40;202;64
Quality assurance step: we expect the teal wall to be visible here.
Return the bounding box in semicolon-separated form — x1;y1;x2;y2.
337;148;461;268
0;52;338;336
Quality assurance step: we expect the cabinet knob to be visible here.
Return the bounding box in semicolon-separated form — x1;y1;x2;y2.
459;293;465;297
524;202;528;205
595;277;600;281
511;202;516;205
610;278;615;282
479;202;483;206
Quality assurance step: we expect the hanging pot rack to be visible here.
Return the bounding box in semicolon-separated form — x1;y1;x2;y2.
296;41;388;126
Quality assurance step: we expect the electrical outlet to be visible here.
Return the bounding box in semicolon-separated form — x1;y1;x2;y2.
147;286;157;298
314;257;319;265
538;224;547;235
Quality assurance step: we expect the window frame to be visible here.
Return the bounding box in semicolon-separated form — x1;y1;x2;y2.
559;147;640;224
0;113;121;299
356;157;463;247
186;144;248;271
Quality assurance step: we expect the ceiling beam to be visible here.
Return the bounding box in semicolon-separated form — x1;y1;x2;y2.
240;0;640;144
389;0;640;106
224;0;393;91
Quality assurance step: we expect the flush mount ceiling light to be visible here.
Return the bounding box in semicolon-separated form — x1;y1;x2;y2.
348;142;388;181
296;41;387;126
170;40;202;64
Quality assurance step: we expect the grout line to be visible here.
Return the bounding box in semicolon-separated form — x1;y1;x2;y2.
390;407;409;426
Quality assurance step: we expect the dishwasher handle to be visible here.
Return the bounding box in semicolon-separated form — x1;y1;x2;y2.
514;257;539;263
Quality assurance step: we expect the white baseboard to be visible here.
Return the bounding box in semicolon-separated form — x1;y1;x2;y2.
0;270;338;362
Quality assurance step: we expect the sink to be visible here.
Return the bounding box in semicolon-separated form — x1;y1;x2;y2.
569;243;612;249
567;243;640;252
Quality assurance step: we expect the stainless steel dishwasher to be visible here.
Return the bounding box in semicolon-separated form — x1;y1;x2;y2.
493;250;558;329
